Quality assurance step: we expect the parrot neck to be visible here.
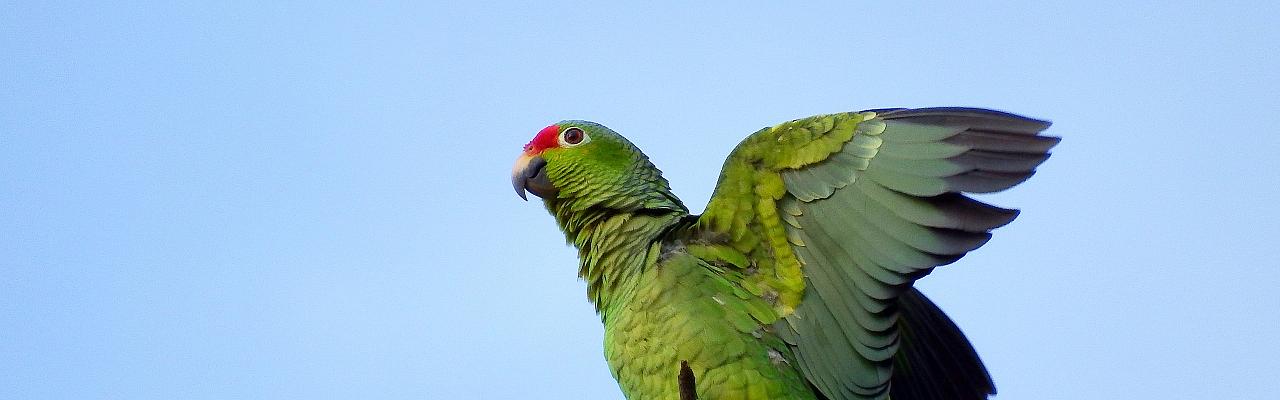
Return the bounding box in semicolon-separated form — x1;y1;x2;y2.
545;198;688;317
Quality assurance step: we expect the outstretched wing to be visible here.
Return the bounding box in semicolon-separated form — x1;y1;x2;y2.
691;108;1057;400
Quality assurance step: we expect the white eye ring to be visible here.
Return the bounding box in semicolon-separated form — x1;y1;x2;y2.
559;127;590;147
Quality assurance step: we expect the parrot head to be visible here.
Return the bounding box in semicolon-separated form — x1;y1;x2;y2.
511;121;686;213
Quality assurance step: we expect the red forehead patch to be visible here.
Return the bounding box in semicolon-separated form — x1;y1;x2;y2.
524;124;560;154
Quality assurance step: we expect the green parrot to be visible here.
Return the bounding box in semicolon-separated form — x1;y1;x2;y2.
511;108;1057;400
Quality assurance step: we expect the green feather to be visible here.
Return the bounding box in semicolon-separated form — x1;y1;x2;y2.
519;107;1055;400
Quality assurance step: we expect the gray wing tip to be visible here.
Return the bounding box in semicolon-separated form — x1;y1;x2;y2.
869;107;1054;132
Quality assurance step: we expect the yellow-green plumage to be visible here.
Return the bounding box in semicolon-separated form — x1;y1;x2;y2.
604;250;814;400
513;108;1058;400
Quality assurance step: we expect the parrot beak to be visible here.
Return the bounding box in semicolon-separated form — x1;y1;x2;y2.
512;152;557;200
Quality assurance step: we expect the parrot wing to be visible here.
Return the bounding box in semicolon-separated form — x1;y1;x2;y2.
691;107;1057;399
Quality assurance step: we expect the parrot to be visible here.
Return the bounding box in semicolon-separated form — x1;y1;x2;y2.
510;107;1057;400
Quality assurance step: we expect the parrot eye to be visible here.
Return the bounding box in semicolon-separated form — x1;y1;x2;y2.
561;127;588;146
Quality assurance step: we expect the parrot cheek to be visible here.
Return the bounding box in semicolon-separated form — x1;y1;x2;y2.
512;153;559;200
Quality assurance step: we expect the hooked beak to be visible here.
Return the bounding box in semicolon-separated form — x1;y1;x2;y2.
511;152;557;200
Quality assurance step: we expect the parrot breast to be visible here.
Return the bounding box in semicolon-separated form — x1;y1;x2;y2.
602;251;816;400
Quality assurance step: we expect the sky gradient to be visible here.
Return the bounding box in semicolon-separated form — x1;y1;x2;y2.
3;2;1279;399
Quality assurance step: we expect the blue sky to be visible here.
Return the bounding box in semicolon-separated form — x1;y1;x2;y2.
2;2;1278;399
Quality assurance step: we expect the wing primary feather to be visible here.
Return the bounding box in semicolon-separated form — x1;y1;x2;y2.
944;170;1036;193
943;130;1060;154
857;179;1018;232
949;150;1050;173
875;107;1051;133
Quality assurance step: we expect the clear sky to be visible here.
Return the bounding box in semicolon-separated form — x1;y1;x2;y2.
3;2;1278;399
